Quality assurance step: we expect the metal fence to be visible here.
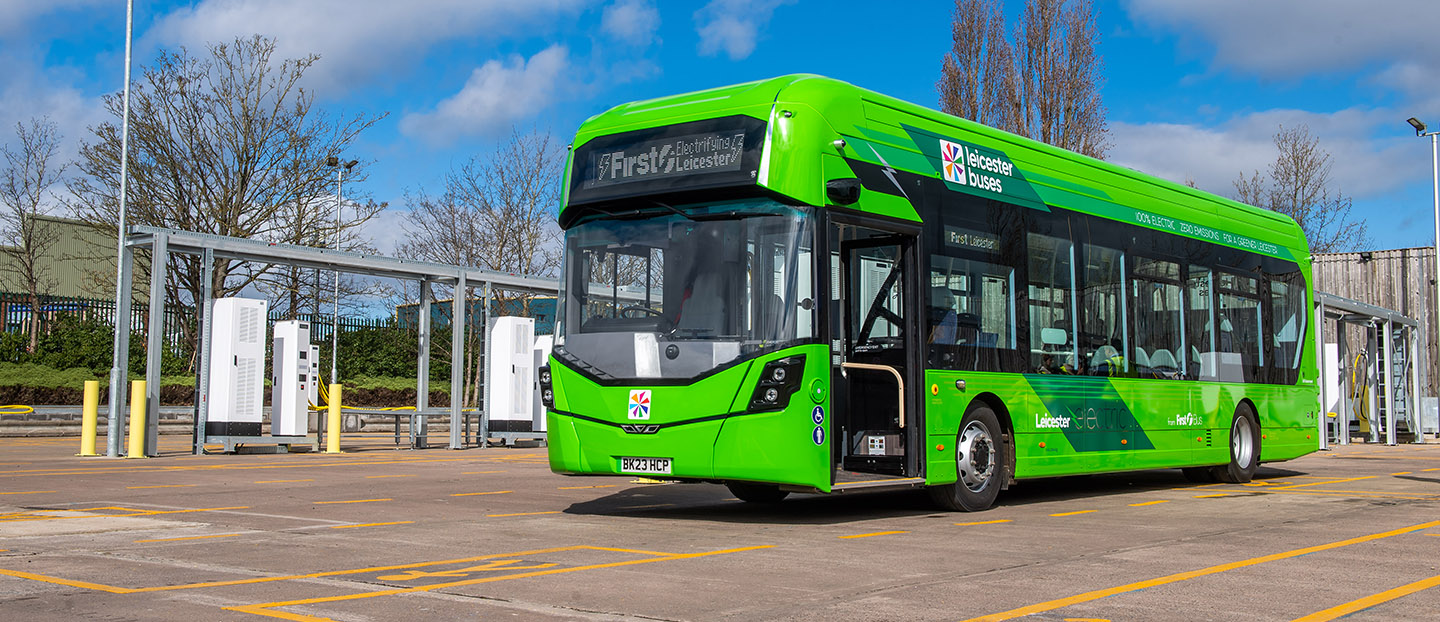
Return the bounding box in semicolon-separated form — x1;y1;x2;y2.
0;292;394;348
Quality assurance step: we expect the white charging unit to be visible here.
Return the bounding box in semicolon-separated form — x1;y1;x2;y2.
487;317;535;432
271;320;311;436
206;297;268;437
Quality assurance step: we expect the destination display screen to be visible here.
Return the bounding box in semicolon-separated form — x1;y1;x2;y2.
568;115;767;207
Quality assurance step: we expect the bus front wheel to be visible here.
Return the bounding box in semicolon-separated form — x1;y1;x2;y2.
929;405;1006;512
1210;407;1260;484
726;481;789;503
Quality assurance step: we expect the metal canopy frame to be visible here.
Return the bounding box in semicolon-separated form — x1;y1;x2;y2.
106;225;559;456
1313;291;1425;449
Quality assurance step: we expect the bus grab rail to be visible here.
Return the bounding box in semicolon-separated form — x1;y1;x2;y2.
840;362;905;429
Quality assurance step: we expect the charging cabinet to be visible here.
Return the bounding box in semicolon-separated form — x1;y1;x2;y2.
487;317;535;432
206;297;268;437
531;335;552;432
271;320;311;436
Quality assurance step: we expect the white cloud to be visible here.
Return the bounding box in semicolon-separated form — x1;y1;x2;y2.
693;0;795;60
1109;107;1426;200
602;0;661;46
145;0;587;94
399;46;570;145
1125;0;1440;104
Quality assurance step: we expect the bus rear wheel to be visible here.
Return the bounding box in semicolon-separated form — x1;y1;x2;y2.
929;405;1005;512
726;481;789;503
1210;407;1260;484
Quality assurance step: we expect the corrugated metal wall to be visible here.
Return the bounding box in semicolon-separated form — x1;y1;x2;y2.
1313;246;1436;397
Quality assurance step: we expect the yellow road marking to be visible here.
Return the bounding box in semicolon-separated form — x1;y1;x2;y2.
839;530;908;539
955;519;1012;526
1268;476;1377;491
1128;500;1169;507
223;545;774;621
450;491;512;497
559;485;618;489
486;511;561;518
0;545;671;594
462;470;506;475
1064;619;1112;622
960;519;1440;622
255;479;314;484
365;474;415;479
617;503;674;510
1423;468;1440;472
1391;472;1412;476
377;558;557;581
1292;572;1440;621
314;498;391;505
329;521;413;529
135;534;240;543
127;484;197;489
1050;510;1096;517
1194;494;1230;498
0;506;248;523
0;490;55;495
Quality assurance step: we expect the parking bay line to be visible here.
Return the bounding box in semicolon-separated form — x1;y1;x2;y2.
223;545;775;621
0;545;705;594
1292;572;1440;621
314;499;391;505
839;531;908;539
960;519;1440;622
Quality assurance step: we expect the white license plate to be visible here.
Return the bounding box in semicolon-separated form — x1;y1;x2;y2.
620;456;672;475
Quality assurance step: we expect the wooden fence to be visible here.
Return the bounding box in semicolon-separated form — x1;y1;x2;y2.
1312;246;1437;397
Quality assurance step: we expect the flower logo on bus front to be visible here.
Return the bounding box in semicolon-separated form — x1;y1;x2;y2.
628;390;651;420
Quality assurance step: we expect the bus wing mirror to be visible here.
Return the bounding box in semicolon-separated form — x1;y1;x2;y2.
1041;327;1068;346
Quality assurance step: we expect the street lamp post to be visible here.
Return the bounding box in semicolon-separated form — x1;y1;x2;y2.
1408;117;1440;428
324;157;358;387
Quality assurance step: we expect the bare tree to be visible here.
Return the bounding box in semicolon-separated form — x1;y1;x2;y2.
68;35;385;366
937;0;1108;159
1232;124;1367;253
0;118;66;353
938;0;1015;130
401;128;564;406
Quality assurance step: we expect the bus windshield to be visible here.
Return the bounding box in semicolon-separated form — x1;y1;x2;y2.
556;198;815;380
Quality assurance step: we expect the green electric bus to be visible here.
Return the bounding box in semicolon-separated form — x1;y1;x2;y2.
542;75;1319;511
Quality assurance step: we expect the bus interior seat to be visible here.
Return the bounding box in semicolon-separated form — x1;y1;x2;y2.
1133;347;1151;368
1149;348;1178;370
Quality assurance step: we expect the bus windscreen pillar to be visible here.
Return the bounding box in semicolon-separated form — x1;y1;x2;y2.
206;297;268;438
271;320;312;437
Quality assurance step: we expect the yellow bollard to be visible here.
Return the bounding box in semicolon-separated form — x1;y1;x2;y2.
79;380;100;456
127;380;147;459
326;384;342;453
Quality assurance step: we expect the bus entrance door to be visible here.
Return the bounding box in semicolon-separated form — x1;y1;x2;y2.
833;228;921;481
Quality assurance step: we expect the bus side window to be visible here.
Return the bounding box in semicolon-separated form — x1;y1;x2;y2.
1130;257;1183;379
1027;233;1077;374
1082;245;1127;376
1216;271;1262;382
1186;266;1216;380
1270;273;1304;380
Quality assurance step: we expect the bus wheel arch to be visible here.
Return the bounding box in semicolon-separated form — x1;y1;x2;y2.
967;392;1015;490
929;399;1010;512
1211;400;1260;484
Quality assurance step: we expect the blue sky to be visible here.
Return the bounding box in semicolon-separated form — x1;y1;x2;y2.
4;0;1439;256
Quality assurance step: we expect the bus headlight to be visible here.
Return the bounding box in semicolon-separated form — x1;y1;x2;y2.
749;355;805;412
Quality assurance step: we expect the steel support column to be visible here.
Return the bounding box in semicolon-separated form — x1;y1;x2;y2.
1384;319;1397;445
193;247;214;455
448;275;466;450
143;233;168;456
106;243;135;457
1315;298;1328;450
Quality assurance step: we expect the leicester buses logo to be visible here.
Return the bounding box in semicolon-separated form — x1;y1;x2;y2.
940;139;967;185
628;390;651;420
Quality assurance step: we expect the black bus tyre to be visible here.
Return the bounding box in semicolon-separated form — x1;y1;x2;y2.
929;405;1005;512
1211;407;1260;484
726;481;789;503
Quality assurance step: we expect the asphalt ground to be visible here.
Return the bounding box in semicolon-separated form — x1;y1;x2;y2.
1;433;1438;621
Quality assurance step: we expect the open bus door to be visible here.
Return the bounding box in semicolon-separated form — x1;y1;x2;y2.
831;219;924;486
